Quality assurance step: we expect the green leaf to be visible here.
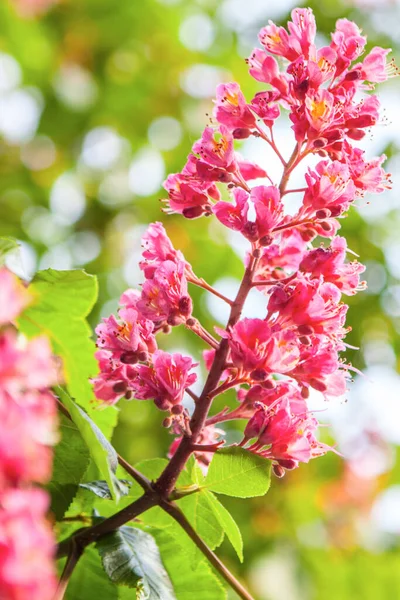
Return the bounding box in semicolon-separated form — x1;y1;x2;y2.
149;528;227;600
0;236;19;264
17;268;117;439
205;447;271;498
178;490;224;558
97;526;177;599
64;546;119;600
58;387;123;502
201;490;243;562
48;414;91;520
80;480;131;500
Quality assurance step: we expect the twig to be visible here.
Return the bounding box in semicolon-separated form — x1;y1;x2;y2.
162;502;256;600
53;538;83;600
190;278;233;306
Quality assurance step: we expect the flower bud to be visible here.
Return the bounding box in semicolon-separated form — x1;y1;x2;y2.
163;417;173;428
250;368;268;381
137;351;148;362
301;386;310;399
154;397;171;411
243;221;259;241
112;381;127;394
171;404;184;415
182;206;207;219
298;324;314;335
233;128;251;139
179;296;192;316
259;234;273;247
120;352;138;364
272;464;286;478
315;209;331;219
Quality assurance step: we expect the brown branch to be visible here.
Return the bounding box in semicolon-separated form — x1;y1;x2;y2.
162;502;256;600
53;538;83;600
152;250;260;497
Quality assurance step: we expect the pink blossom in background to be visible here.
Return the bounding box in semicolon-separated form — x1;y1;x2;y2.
0;488;57;600
0;269;31;326
0;270;58;599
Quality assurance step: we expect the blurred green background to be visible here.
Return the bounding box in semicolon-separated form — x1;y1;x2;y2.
1;0;400;597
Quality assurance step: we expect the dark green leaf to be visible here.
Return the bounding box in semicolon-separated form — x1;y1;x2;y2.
80;480;131;500
58;387;122;501
205;447;271;498
64;546;119;600
48;414;91;520
97;526;177;599
17;268;117;439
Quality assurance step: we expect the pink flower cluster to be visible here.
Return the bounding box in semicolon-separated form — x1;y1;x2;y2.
92;223;198;415
95;9;392;476
0;268;58;600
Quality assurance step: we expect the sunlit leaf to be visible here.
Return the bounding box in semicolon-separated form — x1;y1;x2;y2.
205;447;271;498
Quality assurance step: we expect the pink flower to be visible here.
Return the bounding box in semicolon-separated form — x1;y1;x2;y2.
213;83;256;132
225;318;275;372
268;276;348;337
246;51;290;96
213;186;283;243
243;397;332;471
163;155;220;218
302;159;356;216
224;319;299;375
236;157;268;181
305;89;337;133
0;331;58;396
213;188;249;232
252;185;284;239
353;47;392;83
259;8;316;61
0;268;31;325
133;350;197;410
254;229;307;281
250;91;281;127
0;390;56;487
139;222;184;279
138;260;192;326
288;340;348;398
0;488;56;600
344;95;380;130
300;236;366;295
95;308;156;362
192;126;236;171
330;18;366;75
343;145;391;194
92;350;135;404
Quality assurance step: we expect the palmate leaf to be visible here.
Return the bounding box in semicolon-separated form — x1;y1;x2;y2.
205;447;271;498
97;526;177;599
48;414;91;520
17;268;117;439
